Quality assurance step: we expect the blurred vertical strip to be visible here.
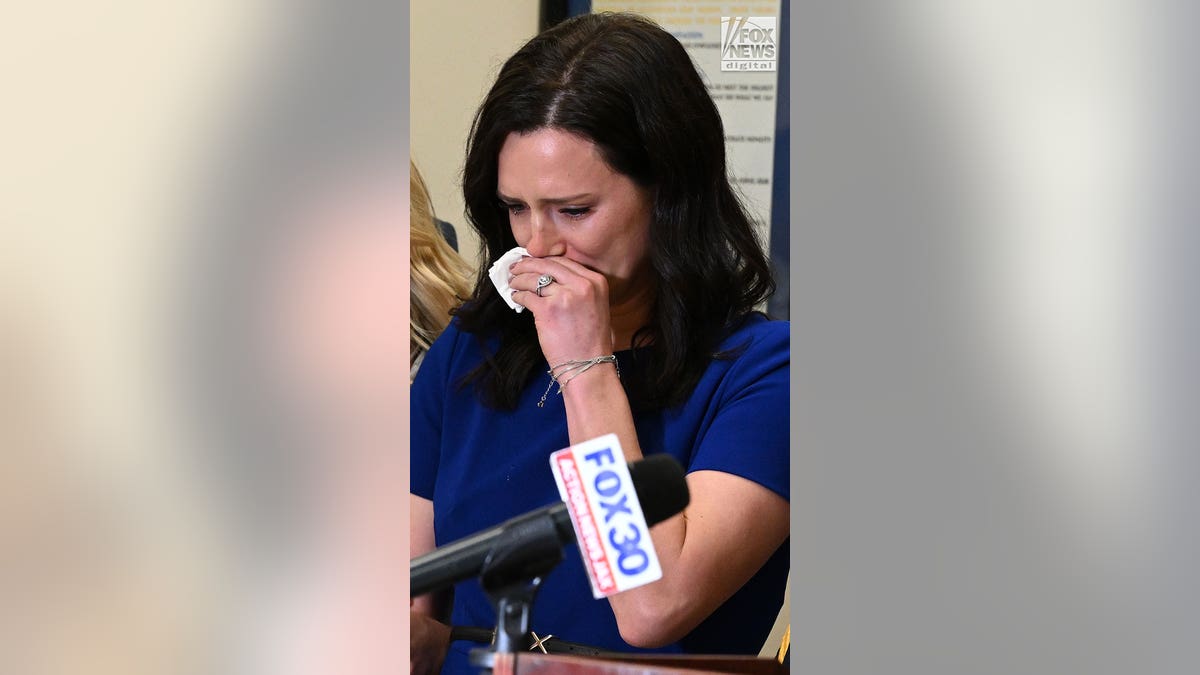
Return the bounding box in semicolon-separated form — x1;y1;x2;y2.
1154;1;1200;671
790;2;1190;674
4;1;410;673
181;2;411;673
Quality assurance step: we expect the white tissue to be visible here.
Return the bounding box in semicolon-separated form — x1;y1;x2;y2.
488;246;530;313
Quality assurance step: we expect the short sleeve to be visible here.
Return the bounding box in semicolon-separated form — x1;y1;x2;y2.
409;322;461;499
687;320;790;501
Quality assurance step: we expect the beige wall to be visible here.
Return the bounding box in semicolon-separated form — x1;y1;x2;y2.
410;0;540;270
3;4;278;673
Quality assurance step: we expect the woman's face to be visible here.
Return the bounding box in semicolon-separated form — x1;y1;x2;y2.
497;127;653;306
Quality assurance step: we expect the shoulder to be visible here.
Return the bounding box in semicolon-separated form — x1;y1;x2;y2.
715;314;789;374
411;319;482;388
672;314;788;413
680;314;791;499
720;313;788;349
422;319;463;363
424;318;493;359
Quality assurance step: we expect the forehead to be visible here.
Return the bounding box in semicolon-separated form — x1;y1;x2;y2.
497;128;621;195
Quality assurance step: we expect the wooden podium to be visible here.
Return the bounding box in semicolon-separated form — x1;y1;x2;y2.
485;652;787;674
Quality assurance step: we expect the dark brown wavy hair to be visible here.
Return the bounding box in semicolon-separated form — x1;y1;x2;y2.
455;12;775;411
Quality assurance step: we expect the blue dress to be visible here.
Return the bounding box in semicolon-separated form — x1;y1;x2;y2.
411;314;790;673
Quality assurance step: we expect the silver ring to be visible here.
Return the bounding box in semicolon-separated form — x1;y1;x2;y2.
535;274;554;297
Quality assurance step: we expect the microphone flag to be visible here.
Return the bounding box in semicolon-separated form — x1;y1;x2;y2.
549;433;664;598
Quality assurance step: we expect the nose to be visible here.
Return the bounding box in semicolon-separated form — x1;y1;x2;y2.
523;212;566;258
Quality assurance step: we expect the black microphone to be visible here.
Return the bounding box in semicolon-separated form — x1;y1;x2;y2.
411;454;689;598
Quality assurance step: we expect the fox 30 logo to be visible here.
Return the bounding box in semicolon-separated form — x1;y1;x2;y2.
721;17;777;72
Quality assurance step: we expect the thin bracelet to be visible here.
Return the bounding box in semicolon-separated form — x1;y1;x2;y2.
538;355;619;408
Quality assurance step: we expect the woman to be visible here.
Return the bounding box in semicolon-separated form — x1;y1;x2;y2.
410;160;473;381
411;13;789;673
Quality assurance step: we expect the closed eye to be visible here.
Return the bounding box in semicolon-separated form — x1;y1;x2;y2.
560;206;591;219
499;200;526;216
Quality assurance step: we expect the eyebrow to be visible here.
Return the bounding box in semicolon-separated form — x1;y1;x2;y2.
496;191;595;206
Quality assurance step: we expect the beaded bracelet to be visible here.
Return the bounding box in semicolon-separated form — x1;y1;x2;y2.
538;355;620;408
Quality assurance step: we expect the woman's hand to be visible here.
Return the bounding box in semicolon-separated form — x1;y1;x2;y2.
409;610;450;675
508;256;614;365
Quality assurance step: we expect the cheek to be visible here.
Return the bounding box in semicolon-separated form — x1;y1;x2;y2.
507;217;527;245
563;231;603;261
574;238;630;274
613;214;651;264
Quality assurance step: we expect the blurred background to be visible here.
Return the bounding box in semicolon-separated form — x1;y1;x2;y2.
788;2;1198;674
2;1;1196;674
3;3;409;673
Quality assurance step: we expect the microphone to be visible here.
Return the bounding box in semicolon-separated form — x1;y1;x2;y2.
411;454;689;598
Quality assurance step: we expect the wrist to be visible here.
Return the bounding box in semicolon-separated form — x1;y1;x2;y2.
538;354;620;408
558;361;623;406
559;359;619;390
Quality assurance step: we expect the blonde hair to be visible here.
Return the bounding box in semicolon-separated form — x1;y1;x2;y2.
411;160;473;372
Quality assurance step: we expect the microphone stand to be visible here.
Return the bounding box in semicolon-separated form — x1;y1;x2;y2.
467;508;566;671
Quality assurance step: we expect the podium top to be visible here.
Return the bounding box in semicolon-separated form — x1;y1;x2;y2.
492;651;787;675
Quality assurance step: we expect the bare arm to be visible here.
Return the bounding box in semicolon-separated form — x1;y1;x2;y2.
509;257;790;647
410;495;451;673
557;365;789;647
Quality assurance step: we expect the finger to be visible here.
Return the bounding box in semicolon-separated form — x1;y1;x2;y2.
509;262;575;296
539;255;607;284
508;263;572;306
508;272;560;297
509;288;544;310
507;269;549;293
509;257;590;292
509;255;581;281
